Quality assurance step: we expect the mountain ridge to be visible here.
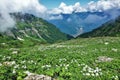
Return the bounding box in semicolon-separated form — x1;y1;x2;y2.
79;16;120;38
0;13;72;46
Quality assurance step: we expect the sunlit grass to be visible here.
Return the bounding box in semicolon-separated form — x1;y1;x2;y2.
0;37;120;80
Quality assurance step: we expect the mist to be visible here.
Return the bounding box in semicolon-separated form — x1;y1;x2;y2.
0;0;47;32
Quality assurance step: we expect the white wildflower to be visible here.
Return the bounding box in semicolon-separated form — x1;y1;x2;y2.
12;69;16;74
24;71;33;76
11;61;16;65
65;64;69;69
95;73;99;76
85;73;90;76
22;65;27;69
2;56;6;60
41;65;51;69
91;73;95;76
12;51;18;54
82;64;102;77
112;48;118;52
34;62;37;65
6;56;11;59
112;75;119;80
104;42;109;45
14;65;19;69
0;63;2;66
21;60;26;64
1;43;6;45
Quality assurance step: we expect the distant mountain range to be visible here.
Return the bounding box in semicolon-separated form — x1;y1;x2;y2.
48;10;120;37
79;16;120;37
0;12;120;47
0;13;72;44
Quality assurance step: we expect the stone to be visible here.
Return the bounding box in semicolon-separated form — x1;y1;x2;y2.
97;56;113;62
24;71;53;80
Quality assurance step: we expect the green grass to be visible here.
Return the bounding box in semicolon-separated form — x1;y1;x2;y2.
0;37;120;80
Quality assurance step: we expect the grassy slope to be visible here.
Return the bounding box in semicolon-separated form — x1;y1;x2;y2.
0;37;120;80
2;13;69;43
79;16;120;38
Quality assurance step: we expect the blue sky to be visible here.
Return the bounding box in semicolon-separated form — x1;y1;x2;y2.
40;0;99;9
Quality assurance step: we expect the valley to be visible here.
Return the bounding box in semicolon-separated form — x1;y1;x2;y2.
0;8;120;80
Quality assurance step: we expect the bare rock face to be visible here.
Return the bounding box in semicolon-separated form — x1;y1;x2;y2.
24;71;53;80
97;56;113;62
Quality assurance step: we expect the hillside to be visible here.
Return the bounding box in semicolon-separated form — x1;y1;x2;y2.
79;16;120;38
0;37;120;80
0;13;70;45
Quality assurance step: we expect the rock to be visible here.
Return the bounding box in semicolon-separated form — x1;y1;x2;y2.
12;51;18;54
111;48;118;52
3;61;16;66
17;37;24;41
24;71;53;80
97;56;113;62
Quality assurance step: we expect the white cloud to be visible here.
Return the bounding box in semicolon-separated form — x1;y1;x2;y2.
0;0;47;32
0;12;15;32
59;2;74;14
73;2;87;12
87;0;120;12
49;2;86;14
49;15;63;20
48;8;62;14
0;0;47;15
49;0;120;15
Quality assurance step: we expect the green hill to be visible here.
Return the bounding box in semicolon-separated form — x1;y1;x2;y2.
0;37;120;80
79;16;120;38
0;13;72;47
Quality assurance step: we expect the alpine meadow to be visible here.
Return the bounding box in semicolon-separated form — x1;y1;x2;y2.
0;0;120;80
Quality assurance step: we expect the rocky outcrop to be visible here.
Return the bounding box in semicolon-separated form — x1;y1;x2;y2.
24;71;54;80
96;56;113;62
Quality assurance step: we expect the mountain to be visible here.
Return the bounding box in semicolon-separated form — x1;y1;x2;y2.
79;16;120;38
0;13;71;46
48;8;120;37
48;12;111;37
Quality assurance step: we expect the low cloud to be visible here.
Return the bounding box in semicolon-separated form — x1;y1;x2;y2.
49;15;63;20
0;12;15;32
87;0;120;12
0;0;47;15
48;0;120;21
0;0;47;32
48;2;86;15
49;0;120;15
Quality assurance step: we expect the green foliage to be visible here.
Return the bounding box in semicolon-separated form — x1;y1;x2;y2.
13;13;68;43
0;13;70;46
0;37;120;80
